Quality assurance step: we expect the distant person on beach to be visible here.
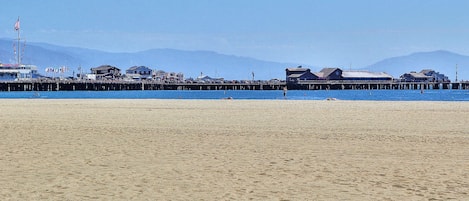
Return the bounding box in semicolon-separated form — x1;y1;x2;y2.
283;86;287;98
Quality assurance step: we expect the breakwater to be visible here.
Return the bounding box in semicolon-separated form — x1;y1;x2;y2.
0;80;468;91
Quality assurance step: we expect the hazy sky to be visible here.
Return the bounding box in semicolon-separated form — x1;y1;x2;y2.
2;0;469;68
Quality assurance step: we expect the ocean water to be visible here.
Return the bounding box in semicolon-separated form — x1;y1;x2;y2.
0;90;468;101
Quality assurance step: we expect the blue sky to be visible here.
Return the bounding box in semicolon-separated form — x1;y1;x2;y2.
2;0;469;68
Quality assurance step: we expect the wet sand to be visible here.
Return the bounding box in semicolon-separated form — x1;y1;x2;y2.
0;99;468;200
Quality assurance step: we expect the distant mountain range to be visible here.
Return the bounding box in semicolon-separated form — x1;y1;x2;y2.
0;38;296;80
0;38;467;81
364;50;468;81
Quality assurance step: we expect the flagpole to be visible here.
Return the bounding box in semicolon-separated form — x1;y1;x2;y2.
15;16;21;66
16;16;21;66
17;26;20;65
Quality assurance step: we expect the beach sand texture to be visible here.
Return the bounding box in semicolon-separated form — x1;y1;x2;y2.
0;99;468;200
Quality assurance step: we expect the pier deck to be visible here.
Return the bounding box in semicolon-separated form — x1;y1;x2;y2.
0;80;468;91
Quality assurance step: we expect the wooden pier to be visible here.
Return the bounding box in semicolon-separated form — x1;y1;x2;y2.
0;80;468;91
0;80;285;91
288;80;469;90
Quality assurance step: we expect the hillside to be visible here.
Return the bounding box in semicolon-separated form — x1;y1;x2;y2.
364;50;468;81
0;39;296;80
2;38;468;81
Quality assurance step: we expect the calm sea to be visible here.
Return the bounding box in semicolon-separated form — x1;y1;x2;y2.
0;90;468;101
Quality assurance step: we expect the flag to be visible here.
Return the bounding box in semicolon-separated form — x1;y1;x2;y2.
14;17;20;31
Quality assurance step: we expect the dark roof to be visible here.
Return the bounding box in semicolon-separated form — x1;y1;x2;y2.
92;65;120;71
406;72;431;78
313;72;324;77
320;68;340;77
127;66;152;71
420;69;435;75
288;73;304;78
286;67;309;72
288;71;319;79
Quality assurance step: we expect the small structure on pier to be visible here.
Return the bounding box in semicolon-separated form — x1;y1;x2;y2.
0;63;39;81
285;66;318;82
153;70;184;83
125;66;153;81
90;65;121;80
0;18;40;81
400;69;450;83
196;74;224;83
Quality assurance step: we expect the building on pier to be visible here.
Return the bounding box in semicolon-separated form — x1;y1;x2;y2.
0;18;40;81
400;69;450;82
315;68;343;80
153;70;184;82
0;63;39;81
286;67;393;83
125;66;153;81
342;71;393;81
193;74;224;83
89;65;121;80
285;66;318;82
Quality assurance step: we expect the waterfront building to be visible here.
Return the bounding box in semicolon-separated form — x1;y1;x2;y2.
315;68;343;80
153;70;184;82
420;69;450;82
125;66;153;80
400;69;450;82
89;65;121;80
400;71;430;82
0;63;39;81
0;18;40;81
196;74;224;83
285;66;318;82
342;71;393;81
286;67;395;83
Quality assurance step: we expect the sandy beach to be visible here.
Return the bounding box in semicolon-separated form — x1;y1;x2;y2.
0;99;468;200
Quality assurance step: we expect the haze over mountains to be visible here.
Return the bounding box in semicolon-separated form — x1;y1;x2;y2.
363;50;467;81
0;38;295;80
0;38;467;81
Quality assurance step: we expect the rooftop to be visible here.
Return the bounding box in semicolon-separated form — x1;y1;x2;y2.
342;71;393;78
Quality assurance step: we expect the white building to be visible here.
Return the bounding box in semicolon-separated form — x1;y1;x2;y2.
0;64;39;81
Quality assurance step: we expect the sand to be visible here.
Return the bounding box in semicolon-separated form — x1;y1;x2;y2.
0;99;468;200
